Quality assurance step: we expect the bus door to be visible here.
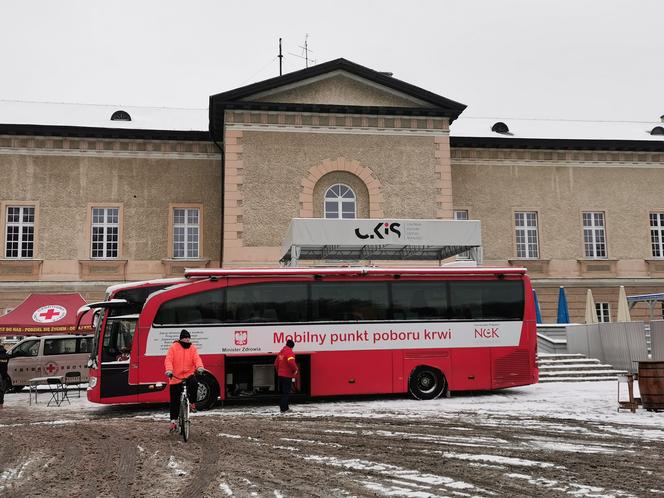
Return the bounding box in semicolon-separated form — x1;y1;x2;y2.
99;314;139;401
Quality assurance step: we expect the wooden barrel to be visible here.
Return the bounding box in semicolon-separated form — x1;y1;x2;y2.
638;361;664;412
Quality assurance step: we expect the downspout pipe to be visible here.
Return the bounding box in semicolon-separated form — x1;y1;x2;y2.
210;108;225;268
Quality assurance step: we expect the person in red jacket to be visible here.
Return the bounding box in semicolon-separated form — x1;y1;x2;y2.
164;329;204;432
274;339;298;413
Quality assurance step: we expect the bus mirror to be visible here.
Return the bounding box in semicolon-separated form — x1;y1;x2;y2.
76;305;91;330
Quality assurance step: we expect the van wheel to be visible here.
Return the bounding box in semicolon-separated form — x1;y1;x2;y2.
5;376;22;393
408;366;446;400
195;374;219;410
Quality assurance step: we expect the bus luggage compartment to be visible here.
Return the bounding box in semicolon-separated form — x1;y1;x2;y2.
224;354;309;399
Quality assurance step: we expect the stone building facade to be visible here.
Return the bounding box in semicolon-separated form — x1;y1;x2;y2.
1;58;664;323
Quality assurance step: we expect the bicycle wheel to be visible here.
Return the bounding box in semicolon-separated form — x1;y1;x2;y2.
179;395;190;442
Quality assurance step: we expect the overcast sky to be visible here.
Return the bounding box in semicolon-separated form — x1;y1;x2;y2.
1;0;662;122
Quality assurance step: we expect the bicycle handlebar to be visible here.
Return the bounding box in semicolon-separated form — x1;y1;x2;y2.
170;372;203;381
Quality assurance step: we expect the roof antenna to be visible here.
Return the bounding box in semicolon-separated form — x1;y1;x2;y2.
289;34;316;68
278;37;283;76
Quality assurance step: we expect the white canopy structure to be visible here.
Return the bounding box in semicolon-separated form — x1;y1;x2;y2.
280;218;482;266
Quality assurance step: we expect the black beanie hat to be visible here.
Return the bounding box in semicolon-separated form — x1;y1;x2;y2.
180;329;191;340
286;339;295;348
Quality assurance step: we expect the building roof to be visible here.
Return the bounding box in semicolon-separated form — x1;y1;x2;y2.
450;116;664;151
209;57;468;139
0;99;209;140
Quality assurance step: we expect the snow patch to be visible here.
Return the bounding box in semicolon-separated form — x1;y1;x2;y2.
301;454;491;494
167;456;187;476
0;459;35;491
440;451;561;469
218;482;233;496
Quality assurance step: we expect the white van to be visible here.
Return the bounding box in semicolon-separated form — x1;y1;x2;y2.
7;334;93;391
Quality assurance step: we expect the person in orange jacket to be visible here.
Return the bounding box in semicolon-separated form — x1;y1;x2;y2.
165;329;204;432
274;339;298;413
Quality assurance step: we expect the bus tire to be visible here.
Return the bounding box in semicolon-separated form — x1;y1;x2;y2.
408;366;446;400
195;373;219;410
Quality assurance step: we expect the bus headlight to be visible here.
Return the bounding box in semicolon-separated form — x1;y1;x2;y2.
88;376;97;388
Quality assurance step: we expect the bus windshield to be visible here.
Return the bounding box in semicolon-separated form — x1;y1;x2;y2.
101;315;137;363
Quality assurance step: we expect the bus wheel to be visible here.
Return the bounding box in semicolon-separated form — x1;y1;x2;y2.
195;374;219;410
408;366;446;400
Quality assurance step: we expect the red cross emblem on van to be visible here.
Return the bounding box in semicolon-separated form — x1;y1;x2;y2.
45;362;59;374
234;330;248;346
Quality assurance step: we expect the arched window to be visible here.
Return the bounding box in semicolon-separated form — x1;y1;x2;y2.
324;184;356;219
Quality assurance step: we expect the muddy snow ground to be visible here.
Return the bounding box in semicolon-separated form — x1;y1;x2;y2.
1;381;663;497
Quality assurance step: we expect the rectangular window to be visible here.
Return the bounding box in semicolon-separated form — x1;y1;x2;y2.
583;212;607;258
5;205;35;258
515;211;539;258
173;208;199;259
596;302;610;322
44;338;77;355
91;207;119;259
650;213;664;257
311;281;390;321
454;210;471;260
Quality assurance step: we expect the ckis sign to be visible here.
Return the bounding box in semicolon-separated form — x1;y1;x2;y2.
354;222;401;240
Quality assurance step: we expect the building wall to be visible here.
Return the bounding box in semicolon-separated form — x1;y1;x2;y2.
451;147;664;322
0;135;221;310
222;110;452;266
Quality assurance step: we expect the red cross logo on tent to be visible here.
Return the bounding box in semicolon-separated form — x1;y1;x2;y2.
45;362;59;375
32;305;67;324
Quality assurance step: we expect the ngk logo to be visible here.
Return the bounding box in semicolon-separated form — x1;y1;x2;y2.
234;330;248;346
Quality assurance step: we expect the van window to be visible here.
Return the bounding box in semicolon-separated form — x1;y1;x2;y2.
78;337;93;354
11;339;40;357
44;338;77;355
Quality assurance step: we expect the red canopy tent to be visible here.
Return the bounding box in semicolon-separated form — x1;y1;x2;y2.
0;293;94;336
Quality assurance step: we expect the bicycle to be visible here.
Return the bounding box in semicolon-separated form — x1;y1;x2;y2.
171;374;196;442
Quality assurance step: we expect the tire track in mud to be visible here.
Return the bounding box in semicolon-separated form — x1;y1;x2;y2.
217;415;651;498
3;403;664;497
177;427;221;497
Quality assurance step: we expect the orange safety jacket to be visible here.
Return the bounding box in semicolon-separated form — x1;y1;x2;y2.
164;341;204;385
274;345;297;378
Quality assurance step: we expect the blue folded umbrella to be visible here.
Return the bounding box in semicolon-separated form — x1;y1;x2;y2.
533;289;543;324
556;286;570;323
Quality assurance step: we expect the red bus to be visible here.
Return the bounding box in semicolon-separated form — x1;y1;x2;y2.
85;267;538;408
82;278;191;403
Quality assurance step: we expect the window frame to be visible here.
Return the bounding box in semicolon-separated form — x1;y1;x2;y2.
650;212;664;258
595;302;611;322
324;184;357;219
91;206;120;259
514;211;540;259
453;210;471;260
85;203;123;260
168;204;203;260
582;211;607;259
3;203;37;259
